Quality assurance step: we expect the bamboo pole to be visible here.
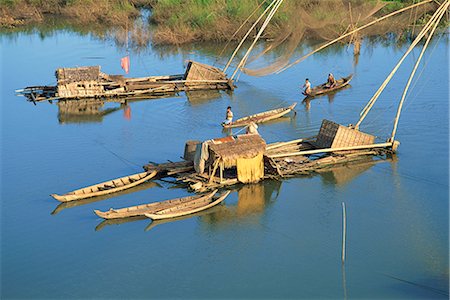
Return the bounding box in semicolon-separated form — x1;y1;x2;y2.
209;159;220;183
230;0;284;80
277;0;433;74
266;138;304;150
342;202;347;264
267;142;393;158
355;2;446;129
235;0;285;78
220;0;270;71
223;0;278;73
391;0;449;141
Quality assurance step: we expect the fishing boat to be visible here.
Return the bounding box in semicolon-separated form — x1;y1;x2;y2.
145;191;231;220
222;103;297;128
94;189;218;219
302;75;353;98
51;170;158;202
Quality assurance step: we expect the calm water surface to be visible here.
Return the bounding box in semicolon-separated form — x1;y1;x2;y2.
1;29;448;299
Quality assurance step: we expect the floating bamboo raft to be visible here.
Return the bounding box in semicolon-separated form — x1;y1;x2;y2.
303;75;353;98
94;189;218;219
17;61;234;102
222;103;297;128
152;119;396;193
51;170;157;202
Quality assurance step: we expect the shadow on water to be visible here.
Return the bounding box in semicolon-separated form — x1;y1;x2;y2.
317;155;390;187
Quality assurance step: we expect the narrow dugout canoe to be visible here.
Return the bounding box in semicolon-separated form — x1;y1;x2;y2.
94;189;218;219
222;103;297;128
145;190;231;220
51;170;158;202
303;75;353;97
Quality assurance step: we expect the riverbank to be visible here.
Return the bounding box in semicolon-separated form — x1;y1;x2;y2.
0;0;444;45
0;0;140;28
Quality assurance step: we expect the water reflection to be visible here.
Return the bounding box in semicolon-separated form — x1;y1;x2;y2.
51;95;179;124
186;90;224;106
57;99;122;124
200;181;282;227
317;156;386;187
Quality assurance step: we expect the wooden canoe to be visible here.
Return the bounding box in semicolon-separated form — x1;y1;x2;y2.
145;190;231;220
222;103;297;128
51;170;158;202
94;189;218;219
303;75;353;97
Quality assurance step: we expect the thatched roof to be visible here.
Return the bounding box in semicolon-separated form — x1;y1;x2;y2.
209;134;266;162
56;66;101;85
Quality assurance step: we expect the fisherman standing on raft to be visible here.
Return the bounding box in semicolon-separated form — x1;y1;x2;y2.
222;106;234;125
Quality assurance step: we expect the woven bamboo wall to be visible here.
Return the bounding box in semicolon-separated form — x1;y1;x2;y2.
184;61;227;82
56;66;101;84
57;81;104;98
315;119;375;149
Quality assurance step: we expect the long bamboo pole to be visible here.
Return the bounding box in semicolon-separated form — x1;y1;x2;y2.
230;0;284;80
223;0;278;73
391;0;449;140
355;3;446;129
267;142;393;158
342;202;347;264
266;138;304;150
276;0;433;74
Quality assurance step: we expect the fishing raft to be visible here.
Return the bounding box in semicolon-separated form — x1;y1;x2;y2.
17;61;234;102
303;75;353;98
222;103;297;128
145;119;397;193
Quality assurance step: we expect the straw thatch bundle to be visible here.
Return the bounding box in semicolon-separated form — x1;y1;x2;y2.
209;134;266;168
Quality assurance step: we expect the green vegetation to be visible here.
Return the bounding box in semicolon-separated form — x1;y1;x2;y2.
0;0;443;45
0;0;140;28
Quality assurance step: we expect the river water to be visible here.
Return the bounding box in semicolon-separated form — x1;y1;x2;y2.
1;27;448;299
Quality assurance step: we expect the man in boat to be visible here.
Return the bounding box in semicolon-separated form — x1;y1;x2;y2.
222;106;234;125
326;73;336;88
302;78;311;95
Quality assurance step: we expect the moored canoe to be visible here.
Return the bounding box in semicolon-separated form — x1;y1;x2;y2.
51;170;158;202
145;190;231;220
222;103;297;128
94;189;218;219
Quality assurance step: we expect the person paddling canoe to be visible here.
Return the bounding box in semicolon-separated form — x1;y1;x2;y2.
302;78;311;95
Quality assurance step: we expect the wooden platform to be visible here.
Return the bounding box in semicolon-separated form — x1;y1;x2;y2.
17;61;235;102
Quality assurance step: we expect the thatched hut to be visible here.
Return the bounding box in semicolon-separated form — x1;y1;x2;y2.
194;134;266;184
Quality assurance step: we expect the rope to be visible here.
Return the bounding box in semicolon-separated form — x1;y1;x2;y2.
94;140;141;169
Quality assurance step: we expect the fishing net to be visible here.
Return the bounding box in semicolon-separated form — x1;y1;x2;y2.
239;0;436;76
